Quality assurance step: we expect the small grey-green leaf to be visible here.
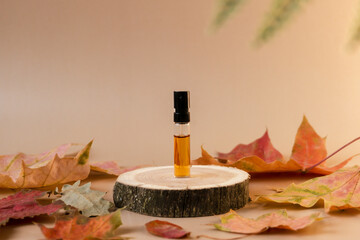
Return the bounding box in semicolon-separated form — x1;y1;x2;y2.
59;180;111;217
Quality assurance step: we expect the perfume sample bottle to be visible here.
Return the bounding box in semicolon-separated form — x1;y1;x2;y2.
173;91;190;178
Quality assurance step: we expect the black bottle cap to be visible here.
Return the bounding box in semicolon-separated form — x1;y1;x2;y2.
174;91;190;123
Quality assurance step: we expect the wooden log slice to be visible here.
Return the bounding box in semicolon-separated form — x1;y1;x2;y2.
113;165;250;217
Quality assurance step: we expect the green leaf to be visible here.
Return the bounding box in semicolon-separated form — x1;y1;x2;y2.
255;0;310;45
211;0;248;31
349;2;360;49
58;180;111;217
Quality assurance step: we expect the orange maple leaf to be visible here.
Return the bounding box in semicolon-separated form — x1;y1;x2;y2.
192;116;353;174
0;141;93;188
37;209;124;240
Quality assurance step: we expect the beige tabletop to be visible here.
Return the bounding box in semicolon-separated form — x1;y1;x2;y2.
1;171;359;240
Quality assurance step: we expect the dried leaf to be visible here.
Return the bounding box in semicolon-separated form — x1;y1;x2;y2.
0;141;93;188
215;209;321;234
211;0;248;30
258;166;360;212
0;190;63;226
145;220;190;239
193;146;301;173
58;180;111;217
90;161;143;176
38;208;124;240
193;116;352;174
218;131;284;164
290;116;327;170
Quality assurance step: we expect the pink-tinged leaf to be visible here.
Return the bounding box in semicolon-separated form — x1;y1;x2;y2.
0;144;71;184
37;209;124;240
193;147;301;173
90;161;144;176
145;220;190;239
290;116;327;170
215;209;322;234
258;166;360;212
0;141;93;188
0;190;63;225
194;116;353;174
218;131;284;164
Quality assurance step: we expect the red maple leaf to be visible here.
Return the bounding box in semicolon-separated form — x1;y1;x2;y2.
0;190;63;225
193;116;354;174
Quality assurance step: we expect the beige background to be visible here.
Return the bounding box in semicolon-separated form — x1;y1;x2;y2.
2;1;360;239
2;0;360;166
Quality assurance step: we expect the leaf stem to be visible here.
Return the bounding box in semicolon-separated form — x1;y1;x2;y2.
305;136;360;172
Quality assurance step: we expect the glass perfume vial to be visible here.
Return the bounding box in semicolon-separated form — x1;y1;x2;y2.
173;91;190;178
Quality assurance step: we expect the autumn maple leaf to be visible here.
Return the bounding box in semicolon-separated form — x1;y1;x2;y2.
38;208;124;240
193;116;353;174
214;209;322;234
0;190;63;226
257;166;360;212
0;141;93;188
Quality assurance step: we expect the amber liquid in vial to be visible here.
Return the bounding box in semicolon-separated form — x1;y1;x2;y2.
174;135;190;177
